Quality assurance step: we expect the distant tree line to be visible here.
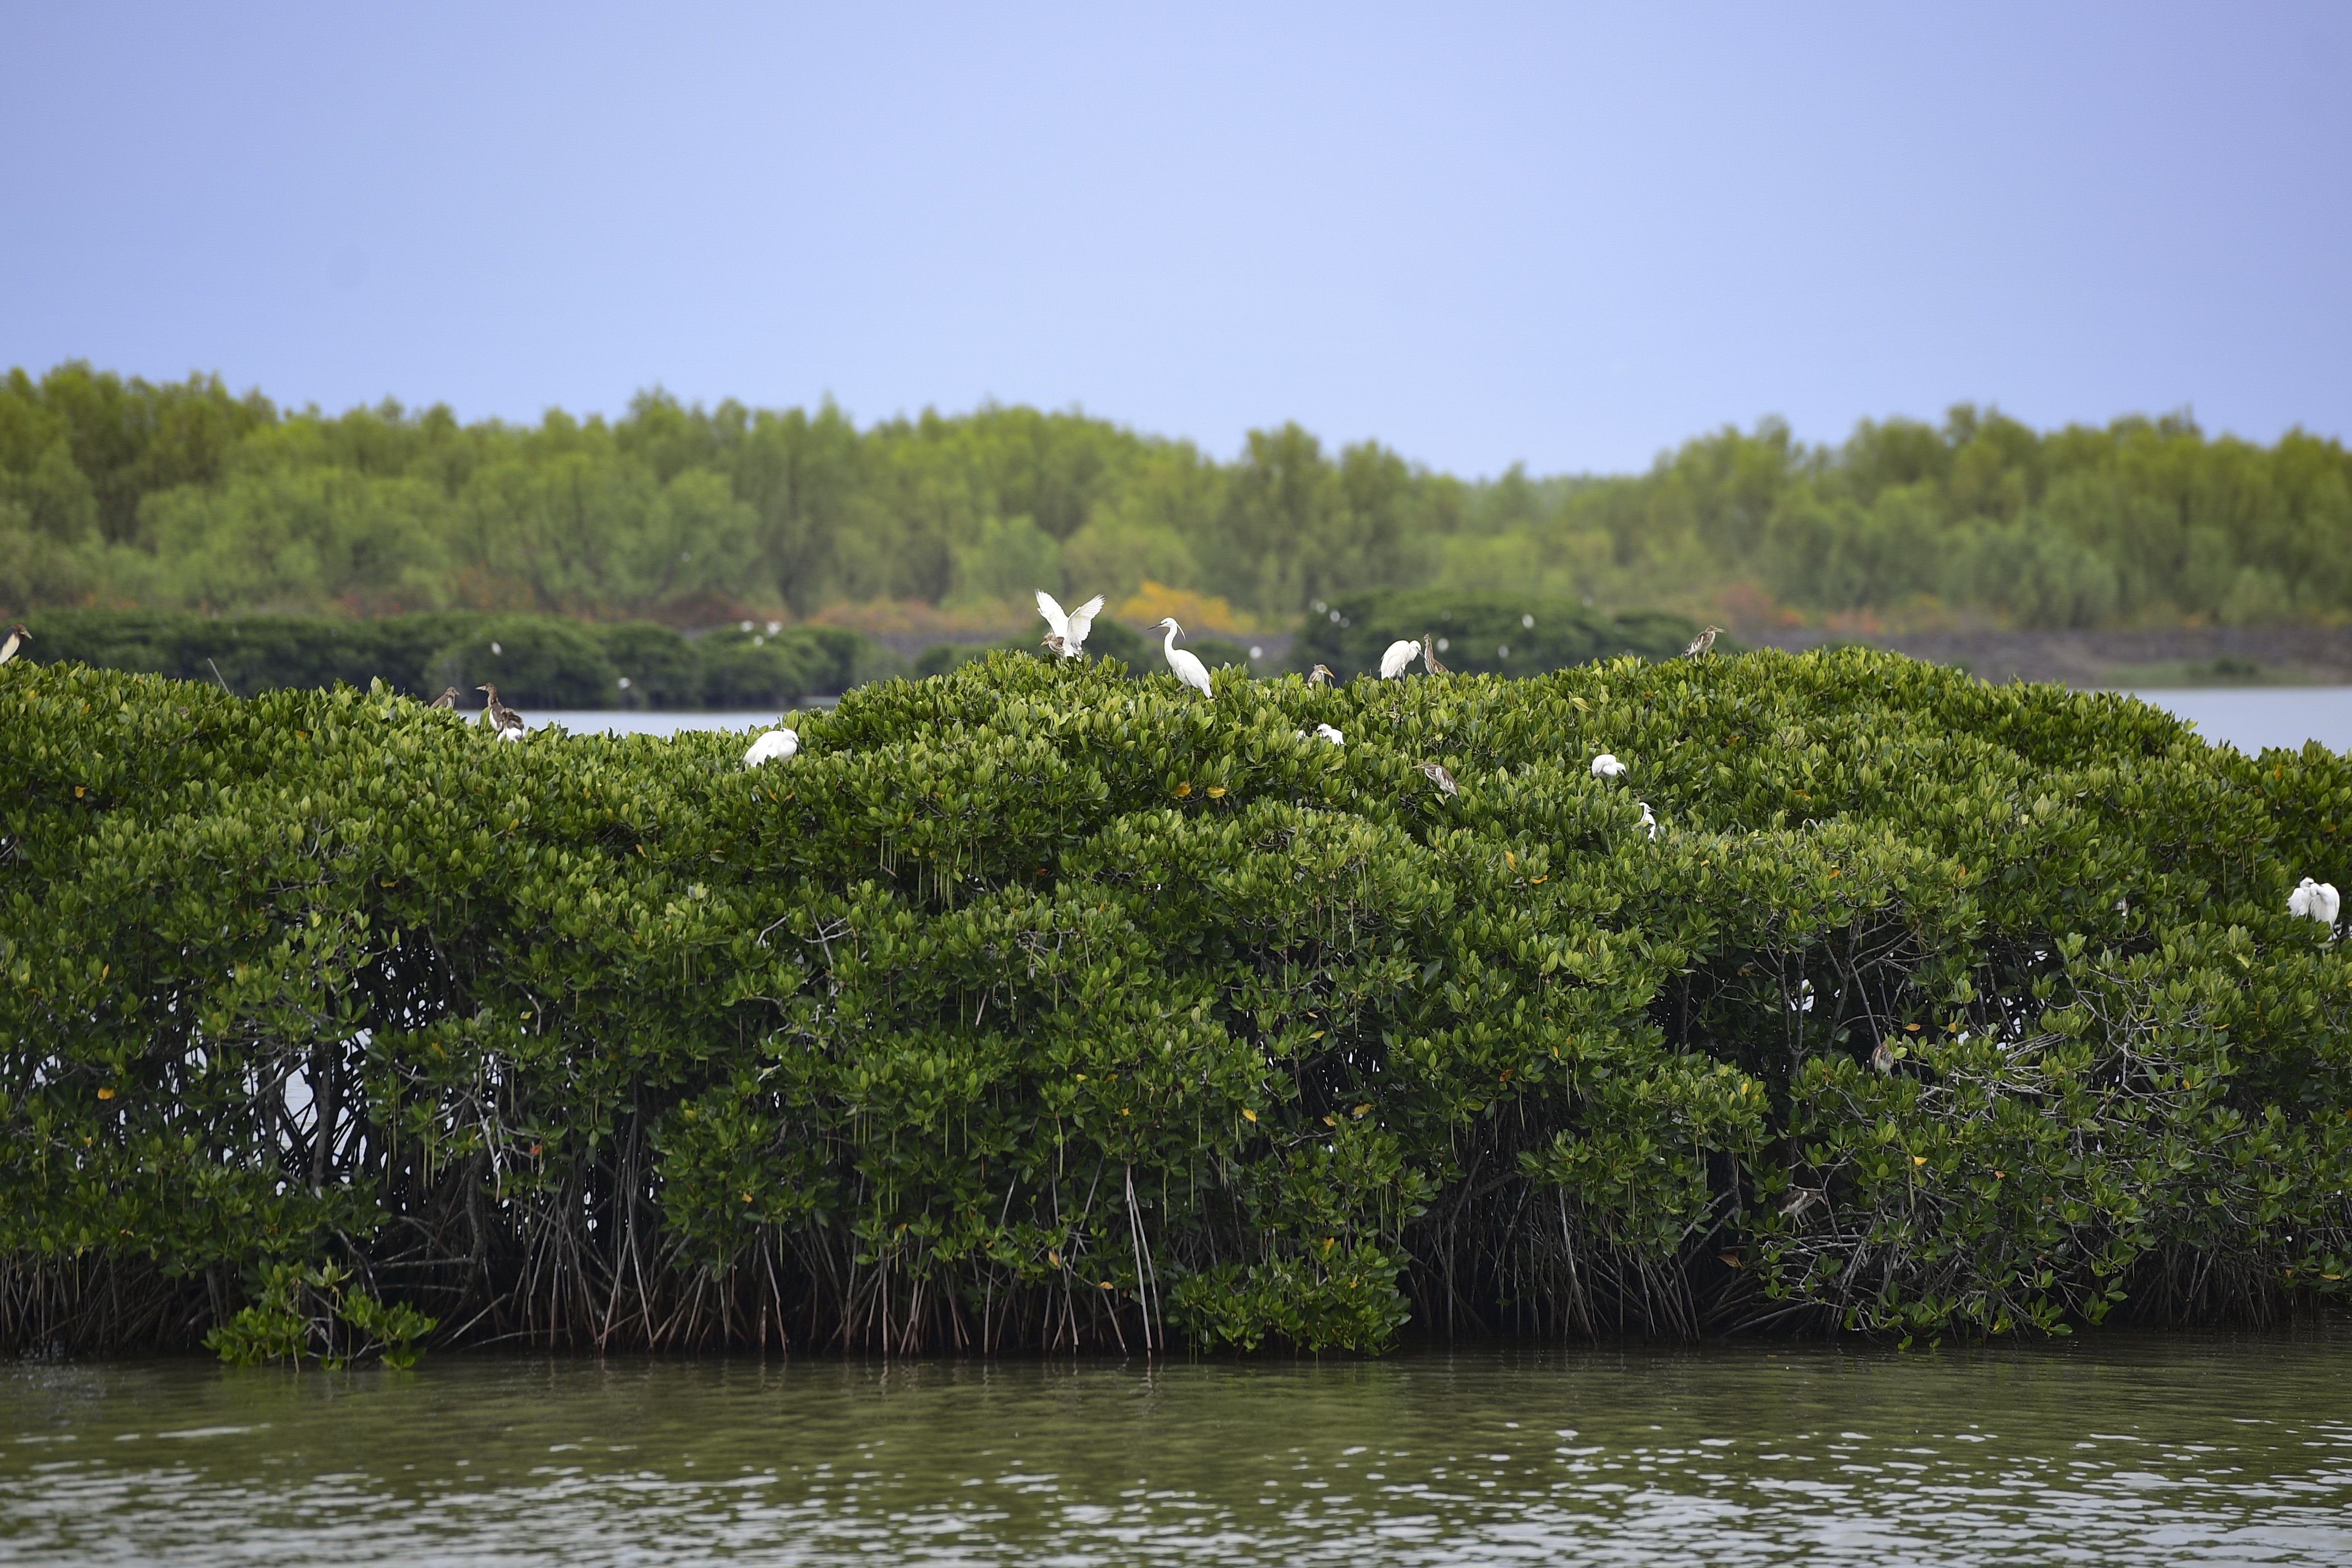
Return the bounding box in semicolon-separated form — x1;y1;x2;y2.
4;361;2347;629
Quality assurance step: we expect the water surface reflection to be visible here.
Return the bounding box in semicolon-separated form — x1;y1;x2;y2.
3;1338;2349;1565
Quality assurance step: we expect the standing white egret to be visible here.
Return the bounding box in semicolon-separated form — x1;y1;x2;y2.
1637;801;1658;841
0;624;28;666
744;727;800;767
1314;723;1344;746
1149;618;1213;696
1036;591;1106;659
1590;753;1626;780
2290;877;2341;930
1380;639;1422;679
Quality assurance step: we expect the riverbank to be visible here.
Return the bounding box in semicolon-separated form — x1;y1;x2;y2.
1748;624;2352;688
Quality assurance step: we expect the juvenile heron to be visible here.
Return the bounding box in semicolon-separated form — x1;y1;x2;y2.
0;624;28;666
1419;762;1457;797
428;686;461;709
1684;625;1724;658
1421;636;1450;675
1307;664;1335;686
477;684;525;741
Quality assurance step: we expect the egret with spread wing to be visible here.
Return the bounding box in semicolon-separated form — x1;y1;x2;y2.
1036;591;1106;659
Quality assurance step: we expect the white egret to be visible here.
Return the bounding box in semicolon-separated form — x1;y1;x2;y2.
1638;801;1657;841
1307;664;1335;686
1315;723;1344;746
1380;639;1421;679
744;727;800;767
1421;635;1450;675
0;624;28;666
477;684;525;741
1149;618;1213;696
1684;625;1725;659
1419;762;1457;797
2289;877;2341;930
1036;591;1106;659
1590;753;1625;780
428;685;461;709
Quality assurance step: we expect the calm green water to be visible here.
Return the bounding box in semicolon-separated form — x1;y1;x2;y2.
3;1338;2349;1566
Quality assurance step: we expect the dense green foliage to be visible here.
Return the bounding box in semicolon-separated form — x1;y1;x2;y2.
4;650;2351;1357
16;609;886;709
6;362;2349;628
1296;591;1704;679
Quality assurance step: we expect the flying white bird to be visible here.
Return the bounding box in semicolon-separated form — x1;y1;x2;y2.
1591;753;1625;780
0;624;29;666
1638;801;1658;841
744;727;800;767
2289;876;2341;930
1150;618;1212;696
1036;591;1106;659
1315;723;1344;746
1380;640;1422;679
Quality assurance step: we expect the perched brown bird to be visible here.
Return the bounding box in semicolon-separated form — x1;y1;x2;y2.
1307;664;1335;686
1684;625;1725;658
1870;1040;1897;1074
0;624;29;666
428;685;462;708
1419;762;1458;798
1780;1185;1826;1218
1039;632;1068;658
1421;636;1450;675
477;683;525;741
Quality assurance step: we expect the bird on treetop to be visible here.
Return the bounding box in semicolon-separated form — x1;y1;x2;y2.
477;684;525;741
1035;591;1105;659
1380;639;1422;679
1684;625;1725;658
1314;723;1344;747
1039;633;1067;658
0;624;28;666
2290;876;2341;932
744;727;799;767
1307;664;1335;686
1590;752;1626;780
429;686;461;709
1870;1040;1897;1074
1149;618;1213;696
1419;762;1457;797
1421;636;1450;675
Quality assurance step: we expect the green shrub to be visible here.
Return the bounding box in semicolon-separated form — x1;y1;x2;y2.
19;609;885;710
2;648;2348;1357
1296;590;1703;677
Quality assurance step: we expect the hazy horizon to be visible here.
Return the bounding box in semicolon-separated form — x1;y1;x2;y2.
5;2;2346;477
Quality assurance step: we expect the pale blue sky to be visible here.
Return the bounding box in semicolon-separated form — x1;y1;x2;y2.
3;2;2345;475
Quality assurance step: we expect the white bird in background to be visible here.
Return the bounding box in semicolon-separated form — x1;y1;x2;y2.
1150;618;1212;696
2289;876;2341;931
1315;723;1345;746
744;727;800;767
1380;639;1422;679
1638;801;1658;841
1591;753;1626;780
1036;591;1105;659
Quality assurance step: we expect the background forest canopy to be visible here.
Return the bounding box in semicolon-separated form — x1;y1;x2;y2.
5;360;2351;633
